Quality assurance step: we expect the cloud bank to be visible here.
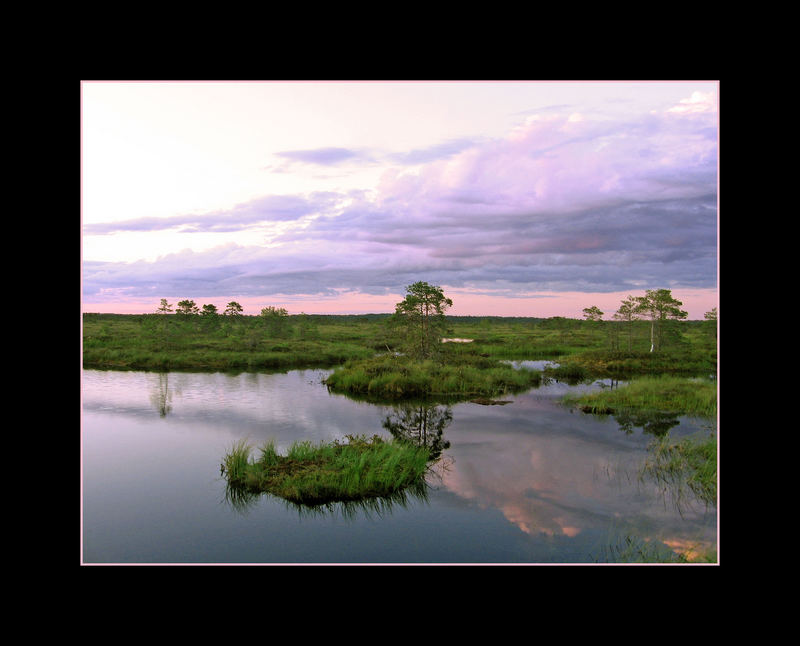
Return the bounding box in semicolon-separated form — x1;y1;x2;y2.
83;99;718;311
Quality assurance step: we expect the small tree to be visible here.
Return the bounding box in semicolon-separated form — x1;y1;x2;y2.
582;305;603;321
156;298;173;315
634;289;687;352
176;299;199;316
201;303;218;316
393;281;453;359
613;296;639;351
703;307;718;342
260;306;290;337
224;301;244;316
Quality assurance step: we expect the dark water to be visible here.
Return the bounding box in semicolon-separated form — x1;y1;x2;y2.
81;367;717;564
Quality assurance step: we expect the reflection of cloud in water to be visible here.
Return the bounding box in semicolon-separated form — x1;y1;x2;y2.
438;394;715;550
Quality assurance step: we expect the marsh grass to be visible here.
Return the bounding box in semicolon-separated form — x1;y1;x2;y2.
323;352;542;400
222;434;433;506
553;348;716;378
596;534;717;564
563;376;717;419
639;431;717;509
84;313;716;378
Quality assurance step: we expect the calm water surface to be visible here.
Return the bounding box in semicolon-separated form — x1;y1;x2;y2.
81;367;717;564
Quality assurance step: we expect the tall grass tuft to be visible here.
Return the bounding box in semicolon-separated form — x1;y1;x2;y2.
640;431;717;508
222;438;252;482
222;434;433;506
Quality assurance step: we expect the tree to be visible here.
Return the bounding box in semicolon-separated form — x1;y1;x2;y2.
224;301;243;316
613;296;640;351
703;307;718;341
393;281;453;359
176;299;199;315
634;289;688;352
260;306;289;337
201;303;218;316
260;306;288;318
156;298;173;314
582;305;604;321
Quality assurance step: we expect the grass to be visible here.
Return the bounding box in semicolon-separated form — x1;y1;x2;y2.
221;434;433;506
322;351;542;400
639;431;717;508
597;533;717;564
550;348;716;378
83;312;717;378
563;376;717;419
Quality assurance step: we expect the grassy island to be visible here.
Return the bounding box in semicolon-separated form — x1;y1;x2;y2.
221;434;432;506
563;375;717;419
323;352;542;400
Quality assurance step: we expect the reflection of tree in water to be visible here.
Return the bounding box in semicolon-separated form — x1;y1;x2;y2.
149;372;173;417
613;410;680;436
222;478;429;519
222;401;453;518
381;402;453;460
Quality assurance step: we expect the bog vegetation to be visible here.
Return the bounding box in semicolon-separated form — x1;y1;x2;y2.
84;285;718;530
84;288;716;385
221;434;432;507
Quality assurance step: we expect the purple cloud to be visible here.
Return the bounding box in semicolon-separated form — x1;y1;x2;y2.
274;147;363;165
84;104;718;304
84;193;339;235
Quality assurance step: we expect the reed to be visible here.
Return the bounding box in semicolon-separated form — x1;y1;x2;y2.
640;431;717;507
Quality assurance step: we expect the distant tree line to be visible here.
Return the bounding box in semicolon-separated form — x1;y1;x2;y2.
145;298;317;349
142;285;715;355
581;288;717;352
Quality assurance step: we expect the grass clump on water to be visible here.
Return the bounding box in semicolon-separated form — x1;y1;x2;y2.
323;352;541;400
221;434;432;506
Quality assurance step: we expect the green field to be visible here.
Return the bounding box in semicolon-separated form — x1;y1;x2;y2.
83;312;716;374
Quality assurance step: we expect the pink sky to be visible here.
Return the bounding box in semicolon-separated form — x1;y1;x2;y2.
81;286;718;320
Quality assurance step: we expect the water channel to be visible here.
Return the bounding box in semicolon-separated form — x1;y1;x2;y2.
81;365;717;564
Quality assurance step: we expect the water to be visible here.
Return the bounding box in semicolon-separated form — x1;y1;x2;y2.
81;368;717;564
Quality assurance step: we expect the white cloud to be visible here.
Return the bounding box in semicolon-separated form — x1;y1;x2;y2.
666;91;716;114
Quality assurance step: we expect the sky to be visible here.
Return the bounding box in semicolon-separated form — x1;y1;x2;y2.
81;80;719;319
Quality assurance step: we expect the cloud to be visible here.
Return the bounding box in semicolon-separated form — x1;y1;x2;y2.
666;91;716;114
83;100;718;305
83;193;340;235
386;138;481;165
270;139;480;170
274;147;365;165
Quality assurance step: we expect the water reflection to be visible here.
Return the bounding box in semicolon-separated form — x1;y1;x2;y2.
381;402;453;459
148;373;173;417
614;410;681;436
638;428;717;517
223;476;430;519
84;368;716;563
